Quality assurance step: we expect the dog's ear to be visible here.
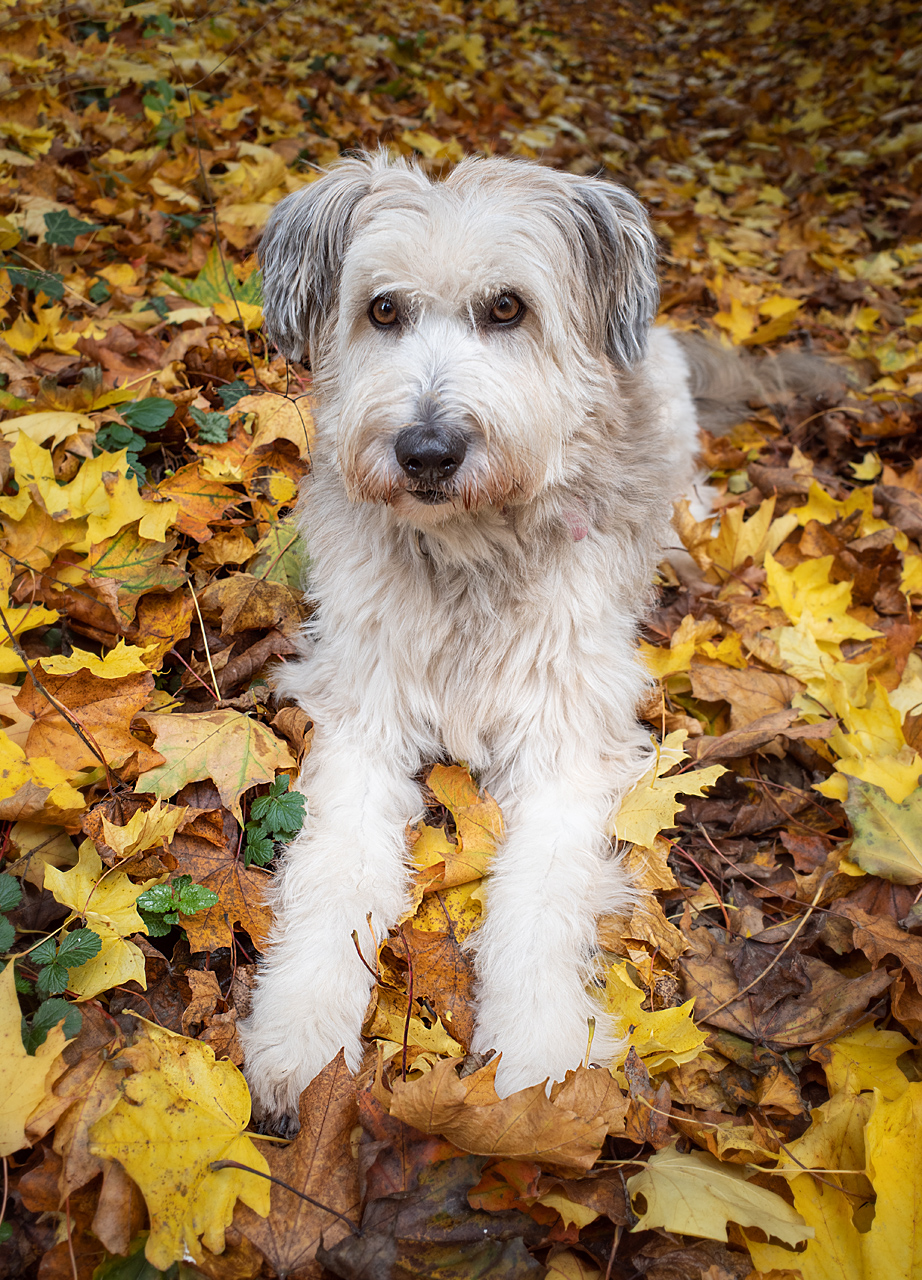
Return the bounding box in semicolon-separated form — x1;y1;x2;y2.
259;157;373;363
571;180;659;369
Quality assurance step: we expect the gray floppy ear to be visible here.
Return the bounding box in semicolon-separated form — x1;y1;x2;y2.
571;179;659;369
258;156;374;364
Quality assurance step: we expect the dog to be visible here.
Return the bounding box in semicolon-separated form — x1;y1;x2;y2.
239;150;825;1122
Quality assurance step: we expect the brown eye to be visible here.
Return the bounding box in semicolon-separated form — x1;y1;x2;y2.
369;296;398;327
489;293;523;325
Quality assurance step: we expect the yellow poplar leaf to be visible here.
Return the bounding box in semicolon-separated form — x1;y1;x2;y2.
546;1250;603;1280
746;1089;872;1279
89;1021;270;1269
44;839;158;936
707;496;798;574
863;1084;922;1276
101;799;190;860
809;1024;912;1100
368;988;464;1059
889;653;922;719
604;961;707;1073
42;640;156;678
64;919;147;1000
0;963;68;1157
609;731;726;847
764;555;880;650
0;214;21;250
0;409;95;449
627;1143;811;1246
749;1086;922;1279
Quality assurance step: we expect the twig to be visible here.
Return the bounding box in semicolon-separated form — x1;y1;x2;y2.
0;1157;8;1233
702;877;827;1019
64;1196;78;1280
676;845;734;934
209;1160;361;1233
351;929;379;980
169;647;219;699
604;1224;622;1280
187;580;220;700
402;930;414;1082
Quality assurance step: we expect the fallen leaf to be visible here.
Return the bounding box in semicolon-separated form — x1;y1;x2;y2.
844;776;922;883
89;1020;271;1270
610;731;726;846
235;1051;361;1275
0;962;68;1156
136;709;295;821
627;1143;811;1247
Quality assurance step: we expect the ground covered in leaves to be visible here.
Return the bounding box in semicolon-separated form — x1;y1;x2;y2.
1;0;921;1276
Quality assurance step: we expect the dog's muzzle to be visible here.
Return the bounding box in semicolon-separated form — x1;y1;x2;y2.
394;424;469;504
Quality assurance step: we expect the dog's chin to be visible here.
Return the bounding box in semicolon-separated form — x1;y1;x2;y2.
391;487;461;527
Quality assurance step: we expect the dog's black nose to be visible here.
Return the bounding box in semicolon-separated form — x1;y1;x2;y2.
394;426;468;483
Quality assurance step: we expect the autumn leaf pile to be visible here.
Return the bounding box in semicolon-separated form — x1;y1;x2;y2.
1;0;922;1276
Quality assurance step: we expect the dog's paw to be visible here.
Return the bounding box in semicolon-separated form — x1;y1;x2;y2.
239;1015;363;1126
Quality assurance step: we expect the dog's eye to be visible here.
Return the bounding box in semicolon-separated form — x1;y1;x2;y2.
489;294;524;325
369;296;398;327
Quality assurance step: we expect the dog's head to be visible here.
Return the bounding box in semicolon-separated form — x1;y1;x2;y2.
260;152;658;526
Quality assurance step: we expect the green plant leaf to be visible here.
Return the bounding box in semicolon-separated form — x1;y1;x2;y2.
57;926;103;968
0;874;22;914
189;406;230;444
43;209;103;246
35;960;70;997
217;379;251;409
23;997;81;1054
4;266;65;300
0;916;14;953
122;398;175;432
249;777;305;838
29;936;59;967
137;882;177;915
176;881;219;915
243;829;275;868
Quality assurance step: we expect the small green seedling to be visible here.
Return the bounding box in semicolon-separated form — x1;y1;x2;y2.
137;876;219;937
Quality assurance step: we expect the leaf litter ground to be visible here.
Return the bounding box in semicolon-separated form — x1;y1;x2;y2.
0;0;921;1277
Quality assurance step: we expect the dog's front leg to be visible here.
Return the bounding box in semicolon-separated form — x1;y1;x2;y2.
471;759;640;1097
240;725;421;1122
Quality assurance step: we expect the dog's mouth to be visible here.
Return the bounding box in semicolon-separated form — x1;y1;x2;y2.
408;487;451;505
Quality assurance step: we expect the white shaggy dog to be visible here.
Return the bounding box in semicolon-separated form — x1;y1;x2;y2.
239;152;729;1121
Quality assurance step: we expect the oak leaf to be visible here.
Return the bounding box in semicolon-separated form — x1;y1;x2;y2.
88;1020;271;1270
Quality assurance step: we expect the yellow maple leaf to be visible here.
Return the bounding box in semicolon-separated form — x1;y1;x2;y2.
707;496;798;576
2;304;79;357
0;963;69;1157
749;1084;922;1279
789;479;893;540
43;841;160;997
89;1021;270;1269
214;299;263;329
764;554;880;651
604;961;707;1074
0;409;95;449
902;553;922;597
609;731;726;847
628;1143;811;1246
101;799;189;860
810;1024;912;1101
42;640;156;678
0;729;85;821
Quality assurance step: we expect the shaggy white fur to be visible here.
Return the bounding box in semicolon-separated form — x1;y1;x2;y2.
239;152;712;1121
